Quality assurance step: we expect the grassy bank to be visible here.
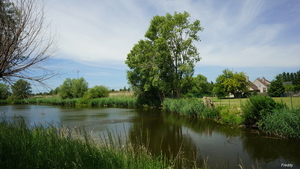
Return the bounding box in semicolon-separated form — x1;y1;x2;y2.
0;118;174;169
162;96;300;139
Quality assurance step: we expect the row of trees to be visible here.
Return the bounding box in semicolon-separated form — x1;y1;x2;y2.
268;70;300;97
57;78;109;99
0;79;32;100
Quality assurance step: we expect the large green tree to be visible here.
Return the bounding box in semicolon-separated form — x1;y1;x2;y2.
59;77;88;99
213;69;250;98
185;74;213;97
10;79;31;100
126;11;203;102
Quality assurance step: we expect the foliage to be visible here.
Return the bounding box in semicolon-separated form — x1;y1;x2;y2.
0;83;10;99
268;75;285;97
261;108;300;139
213;69;250;98
184;74;214;97
59;77;88;99
218;106;243;124
8;79;31;100
242;95;286;125
0;118;171;169
84;85;109;99
49;87;60;95
126;11;203;103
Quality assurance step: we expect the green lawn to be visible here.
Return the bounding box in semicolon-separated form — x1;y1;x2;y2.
211;97;300;108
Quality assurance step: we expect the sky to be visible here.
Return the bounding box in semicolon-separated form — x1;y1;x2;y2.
33;0;300;93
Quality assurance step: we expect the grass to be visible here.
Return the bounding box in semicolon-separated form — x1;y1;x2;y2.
162;98;219;119
212;96;300;109
0;117;172;169
261;108;300;139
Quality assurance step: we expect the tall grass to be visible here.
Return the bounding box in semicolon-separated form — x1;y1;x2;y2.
90;97;139;108
162;98;219;118
9;97;78;106
0;118;172;169
261;108;300;139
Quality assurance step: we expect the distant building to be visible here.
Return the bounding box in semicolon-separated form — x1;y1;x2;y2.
252;77;271;93
246;76;260;93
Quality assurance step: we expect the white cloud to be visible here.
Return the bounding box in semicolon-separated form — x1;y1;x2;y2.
45;0;300;68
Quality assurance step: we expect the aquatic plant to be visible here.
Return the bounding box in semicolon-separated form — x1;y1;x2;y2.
261;108;300;139
0;118;171;169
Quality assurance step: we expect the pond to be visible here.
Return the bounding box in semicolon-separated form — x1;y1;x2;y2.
0;105;299;169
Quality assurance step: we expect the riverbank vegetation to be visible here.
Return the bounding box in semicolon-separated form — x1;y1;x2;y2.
163;95;300;139
0;118;174;169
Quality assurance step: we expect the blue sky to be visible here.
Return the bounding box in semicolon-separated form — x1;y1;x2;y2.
34;0;300;93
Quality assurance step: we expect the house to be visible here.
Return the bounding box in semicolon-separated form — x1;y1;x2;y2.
246;76;260;93
252;77;270;93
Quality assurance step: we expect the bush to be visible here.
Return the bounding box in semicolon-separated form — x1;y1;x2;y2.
261;108;300;139
219;106;243;124
84;85;110;99
242;95;286;125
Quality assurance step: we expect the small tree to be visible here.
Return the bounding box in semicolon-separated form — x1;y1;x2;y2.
268;76;285;97
10;79;31;100
213;69;250;98
0;83;10;99
84;85;109;99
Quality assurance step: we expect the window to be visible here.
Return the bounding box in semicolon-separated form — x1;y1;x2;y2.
263;88;266;93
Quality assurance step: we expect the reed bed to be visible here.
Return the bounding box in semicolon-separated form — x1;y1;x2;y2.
89;97;140;108
162;98;219;118
11;98;79;106
0;118;172;169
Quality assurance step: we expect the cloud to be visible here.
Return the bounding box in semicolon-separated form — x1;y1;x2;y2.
45;0;300;69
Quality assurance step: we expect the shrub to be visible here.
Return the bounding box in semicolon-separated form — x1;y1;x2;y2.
84;85;110;99
261;108;300;139
219;106;243;124
242;95;286;125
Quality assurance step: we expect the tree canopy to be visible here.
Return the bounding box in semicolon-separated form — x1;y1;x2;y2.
125;11;203;102
83;85;109;99
9;79;31;100
268;75;285;97
213;69;250;98
0;83;10;100
59;78;88;99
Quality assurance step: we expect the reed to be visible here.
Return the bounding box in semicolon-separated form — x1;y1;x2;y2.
162;98;218;119
0;118;171;169
89;97;139;108
261;108;300;139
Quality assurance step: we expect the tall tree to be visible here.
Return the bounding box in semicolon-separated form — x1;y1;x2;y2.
0;0;57;85
126;11;203;102
10;79;31;100
268;75;285;97
213;69;250;98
